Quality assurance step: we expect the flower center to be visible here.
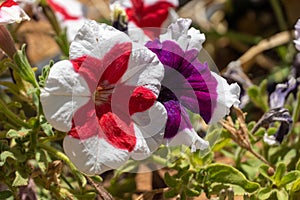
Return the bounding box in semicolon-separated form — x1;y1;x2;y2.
93;85;114;105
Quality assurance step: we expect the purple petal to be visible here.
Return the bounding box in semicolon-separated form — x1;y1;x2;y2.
162;99;194;139
163;100;181;138
146;39;218;123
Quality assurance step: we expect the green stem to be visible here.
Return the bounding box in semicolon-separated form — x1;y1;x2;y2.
292;90;300;130
150;154;167;166
38;143;77;172
0;98;30;128
269;0;288;31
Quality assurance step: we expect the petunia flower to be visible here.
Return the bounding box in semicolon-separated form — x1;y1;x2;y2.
40;20;167;175
47;0;87;41
145;18;241;151
110;0;179;43
294;19;300;51
0;0;30;24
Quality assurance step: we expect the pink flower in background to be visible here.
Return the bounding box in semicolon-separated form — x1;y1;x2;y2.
110;0;179;43
0;0;30;24
40;20;167;174
47;0;87;41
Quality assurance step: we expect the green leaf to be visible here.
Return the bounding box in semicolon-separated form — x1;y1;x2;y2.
38;61;53;87
291;177;300;196
0;58;9;74
296;159;300;171
279;171;300;187
74;170;87;187
257;187;273;199
164;188;179;198
181;172;193;184
275;189;288;200
164;172;177;187
90;175;103;183
258;164;274;182
253;127;266;136
185;188;200;197
6;127;31;139
0;151;16;166
0;190;13;199
247;80;268;111
11;45;39;88
12;171;28;187
205;163;260;193
273;162;286;185
39;115;54;136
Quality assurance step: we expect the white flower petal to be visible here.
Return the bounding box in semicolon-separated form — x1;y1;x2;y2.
131;102;167;158
70;20;132;60
160;18;205;51
40;60;90;132
127;22;151;44
64;19;86;42
63;135;129;175
121;42;164;96
209;72;241;123
263;134;279;146
144;0;179;6
165;128;209;152
0;1;30;25
48;0;85;19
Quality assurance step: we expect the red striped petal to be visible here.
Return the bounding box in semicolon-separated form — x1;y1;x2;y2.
129;86;156;115
99;112;136;152
100;42;132;84
0;0;18;8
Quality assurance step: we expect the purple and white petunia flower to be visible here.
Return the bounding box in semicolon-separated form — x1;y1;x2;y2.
110;0;179;44
47;0;87;41
0;0;30;24
40;20;167;175
145;18;241;151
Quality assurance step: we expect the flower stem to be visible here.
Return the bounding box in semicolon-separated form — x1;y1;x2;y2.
292;90;300;130
38;143;77;172
249;147;274;168
269;0;288;31
0;98;30;128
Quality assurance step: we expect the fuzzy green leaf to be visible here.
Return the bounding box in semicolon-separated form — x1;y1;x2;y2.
164;188;179;198
206;163;260;193
185;188;200;197
39;115;54;136
257;187;273;199
273;162;286;185
0;190;13;199
279;171;300;187
275;189;288;200
6;128;31;139
291;177;300;196
0;151;16;166
12;171;28;187
164;172;177;187
38;61;53;87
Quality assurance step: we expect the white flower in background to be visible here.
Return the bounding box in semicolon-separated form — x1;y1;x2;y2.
0;0;30;24
47;0;87;41
110;0;179;44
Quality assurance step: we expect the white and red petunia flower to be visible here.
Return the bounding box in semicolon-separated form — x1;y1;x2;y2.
110;0;179;43
47;0;87;41
40;20;167;174
0;0;30;24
